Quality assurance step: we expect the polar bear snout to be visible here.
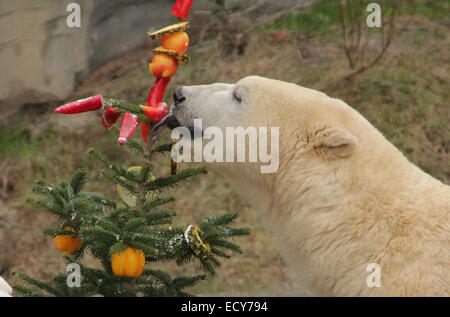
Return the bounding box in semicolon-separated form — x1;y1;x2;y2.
171;82;245;132
173;86;186;105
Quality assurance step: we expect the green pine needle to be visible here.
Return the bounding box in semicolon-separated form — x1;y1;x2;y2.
14;271;64;297
70;169;87;195
144;195;175;211
146;167;208;190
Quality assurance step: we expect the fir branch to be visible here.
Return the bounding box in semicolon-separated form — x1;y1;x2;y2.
26;197;64;217
109;242;128;255
33;180;67;209
13;285;49;297
127;241;159;257
143;269;172;285
144;195;175;211
14;271;64;297
70;197;99;214
172;275;206;290
97;219;122;235
144;209;176;223
32;179;55;195
43;227;58;238
200;261;216;275
208;256;221;267
78;192;117;208
58;181;74;201
203;213;237;227
126;138;145;153
209;238;243;254
129;232;166;247
145;167;208;190
228;227;250;236
153;143;173;153
81;227;119;244
210;247;231;259
106;127;146;153
86;148;114;169
138;163;153;182
103;98;144;114
102;169;137;194
70;169;87;195
176;290;194;297
87;148;129;178
123;217;148;232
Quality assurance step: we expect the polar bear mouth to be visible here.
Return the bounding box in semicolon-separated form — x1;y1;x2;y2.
160;113;181;130
148;112;181;142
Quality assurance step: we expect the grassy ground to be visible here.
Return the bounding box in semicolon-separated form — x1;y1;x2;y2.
0;1;448;296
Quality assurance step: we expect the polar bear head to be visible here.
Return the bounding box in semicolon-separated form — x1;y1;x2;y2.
170;75;411;201
172;75;365;164
170;76;402;211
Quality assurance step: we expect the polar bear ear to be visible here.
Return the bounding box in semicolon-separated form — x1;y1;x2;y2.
312;127;358;159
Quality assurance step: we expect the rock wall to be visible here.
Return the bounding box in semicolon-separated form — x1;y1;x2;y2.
0;0;309;119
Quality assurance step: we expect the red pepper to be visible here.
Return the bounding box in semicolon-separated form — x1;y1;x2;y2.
102;107;121;129
147;77;171;107
170;0;194;20
55;95;103;114
141;122;150;143
140;102;169;123
118;113;140;145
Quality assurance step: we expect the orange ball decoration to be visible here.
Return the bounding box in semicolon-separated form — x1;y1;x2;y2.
161;31;189;55
149;53;178;78
111;247;146;277
54;235;82;255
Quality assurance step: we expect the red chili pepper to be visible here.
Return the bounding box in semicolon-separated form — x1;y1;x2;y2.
140;102;169;123
118;113;139;145
170;0;194;20
102;107;121;129
147;77;171;107
54;95;103;114
141;122;150;143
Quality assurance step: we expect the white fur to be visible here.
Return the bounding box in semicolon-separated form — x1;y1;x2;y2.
173;76;450;296
0;276;12;297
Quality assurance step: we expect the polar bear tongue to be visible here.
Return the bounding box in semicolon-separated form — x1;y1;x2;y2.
149;113;181;143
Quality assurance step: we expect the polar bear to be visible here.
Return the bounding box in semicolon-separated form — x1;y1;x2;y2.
170;76;449;296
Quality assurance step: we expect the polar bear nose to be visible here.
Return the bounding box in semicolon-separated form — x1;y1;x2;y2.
173;87;186;105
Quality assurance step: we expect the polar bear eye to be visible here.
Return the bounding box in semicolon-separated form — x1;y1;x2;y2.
233;90;242;103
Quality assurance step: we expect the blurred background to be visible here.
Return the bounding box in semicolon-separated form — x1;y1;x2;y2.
0;0;448;295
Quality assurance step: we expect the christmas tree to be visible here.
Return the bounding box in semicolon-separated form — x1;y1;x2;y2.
16;140;248;297
14;0;249;297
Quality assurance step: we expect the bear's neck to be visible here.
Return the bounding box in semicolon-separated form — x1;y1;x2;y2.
266;146;446;296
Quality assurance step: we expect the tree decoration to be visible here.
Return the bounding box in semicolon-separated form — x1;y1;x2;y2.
140;102;170;123
185;225;211;260
54;233;82;255
111;247;146;277
149;53;179;78
118;113;140;145
54;95;103;114
146;77;172;109
102;107;121;129
170;0;194;20
15;0;250;297
162;31;190;55
53;2;194;147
